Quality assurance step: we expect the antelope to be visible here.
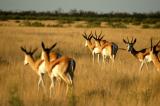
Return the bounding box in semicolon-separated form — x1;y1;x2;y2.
123;37;154;71
41;42;76;97
20;45;62;93
92;31;118;63
20;47;46;93
82;31;96;62
149;39;160;71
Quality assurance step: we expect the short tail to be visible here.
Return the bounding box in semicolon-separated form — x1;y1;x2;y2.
112;43;118;59
68;59;76;80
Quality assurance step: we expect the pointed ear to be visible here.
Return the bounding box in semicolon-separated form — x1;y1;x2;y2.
41;42;45;50
133;39;136;44
20;46;26;53
123;39;128;44
50;43;57;50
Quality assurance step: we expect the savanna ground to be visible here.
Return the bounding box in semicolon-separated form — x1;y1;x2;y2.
0;20;160;106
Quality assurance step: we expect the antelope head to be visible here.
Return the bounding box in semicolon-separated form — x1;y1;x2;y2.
41;42;57;60
123;37;136;52
92;31;104;46
82;31;93;47
20;46;38;65
150;38;160;56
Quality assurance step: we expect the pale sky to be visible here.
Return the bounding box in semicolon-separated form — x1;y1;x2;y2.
0;0;160;13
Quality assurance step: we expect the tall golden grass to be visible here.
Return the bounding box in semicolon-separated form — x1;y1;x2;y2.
0;23;160;106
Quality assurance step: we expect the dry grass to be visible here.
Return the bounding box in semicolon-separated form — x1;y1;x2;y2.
0;22;160;106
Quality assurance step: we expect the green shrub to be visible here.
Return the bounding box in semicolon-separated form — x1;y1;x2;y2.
21;20;31;26
152;23;160;28
142;24;151;28
132;21;141;25
15;20;20;23
87;21;101;28
46;24;63;27
108;22;127;28
31;21;45;27
21;20;45;27
9;87;23;106
75;24;86;28
58;19;74;24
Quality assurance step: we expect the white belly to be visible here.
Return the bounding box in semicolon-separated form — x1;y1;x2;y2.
93;48;101;54
38;62;47;74
144;55;152;62
102;48;110;56
51;65;60;78
139;55;152;63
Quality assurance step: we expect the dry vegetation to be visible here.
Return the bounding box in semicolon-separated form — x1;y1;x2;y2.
0;21;160;106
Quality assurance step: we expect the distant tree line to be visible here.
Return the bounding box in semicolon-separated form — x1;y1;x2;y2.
0;9;160;28
0;9;160;20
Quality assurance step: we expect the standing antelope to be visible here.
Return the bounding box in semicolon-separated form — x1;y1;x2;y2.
20;47;46;93
20;45;62;93
149;39;160;71
41;42;76;97
92;31;118;63
123;37;153;71
82;31;96;62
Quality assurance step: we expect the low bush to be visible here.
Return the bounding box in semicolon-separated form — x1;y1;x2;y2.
20;20;45;27
108;22;127;28
142;24;151;28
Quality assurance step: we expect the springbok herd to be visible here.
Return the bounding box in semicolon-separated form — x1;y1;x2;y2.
20;31;160;97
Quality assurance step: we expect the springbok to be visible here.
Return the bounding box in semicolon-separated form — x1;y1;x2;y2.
123;37;154;71
82;31;96;62
150;39;160;71
41;42;76;97
20;47;46;93
92;31;118;63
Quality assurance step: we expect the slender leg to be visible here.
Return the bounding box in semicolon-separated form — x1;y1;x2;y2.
92;52;95;63
60;74;72;95
68;74;72;85
50;77;54;97
139;61;144;71
98;54;100;63
102;54;105;63
57;77;61;93
111;55;114;63
144;62;149;70
41;76;46;93
38;77;42;93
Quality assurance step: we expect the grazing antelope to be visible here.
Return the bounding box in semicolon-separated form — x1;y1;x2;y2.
149;39;160;71
92;31;118;63
41;42;76;97
123;37;153;71
20;47;46;93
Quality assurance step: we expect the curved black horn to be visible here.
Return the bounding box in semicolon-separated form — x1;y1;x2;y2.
41;42;45;50
50;43;57;50
131;37;133;43
31;48;38;55
99;30;102;36
20;46;27;53
155;40;160;46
